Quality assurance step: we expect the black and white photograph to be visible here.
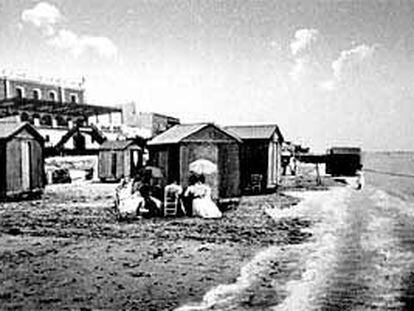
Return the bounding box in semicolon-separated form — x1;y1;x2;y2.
1;0;414;310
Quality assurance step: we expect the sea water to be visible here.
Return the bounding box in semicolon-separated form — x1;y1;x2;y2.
176;152;414;311
364;151;414;201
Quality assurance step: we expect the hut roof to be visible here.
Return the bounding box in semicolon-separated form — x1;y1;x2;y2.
99;140;140;151
224;124;284;142
148;123;241;145
0;121;43;141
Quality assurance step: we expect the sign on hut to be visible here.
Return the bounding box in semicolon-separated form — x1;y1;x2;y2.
225;124;284;194
98;140;142;182
0;121;45;200
147;123;241;199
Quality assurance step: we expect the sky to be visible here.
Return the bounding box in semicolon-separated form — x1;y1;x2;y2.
0;0;414;151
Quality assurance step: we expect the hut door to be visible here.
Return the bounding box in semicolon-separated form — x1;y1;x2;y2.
130;150;141;177
111;153;117;178
21;141;31;190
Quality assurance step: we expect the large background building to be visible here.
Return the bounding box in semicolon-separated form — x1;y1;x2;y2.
0;73;122;156
122;102;180;139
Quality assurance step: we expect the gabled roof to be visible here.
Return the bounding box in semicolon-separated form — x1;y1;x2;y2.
224;124;284;142
148;123;241;145
0;121;43;141
99;140;140;151
54;124;106;150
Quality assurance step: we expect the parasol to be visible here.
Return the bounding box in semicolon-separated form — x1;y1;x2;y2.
189;159;217;175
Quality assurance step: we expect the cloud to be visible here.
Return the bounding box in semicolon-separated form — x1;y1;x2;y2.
332;44;376;80
290;28;319;56
289;28;319;82
49;29;118;59
21;2;61;35
21;2;118;60
321;44;377;90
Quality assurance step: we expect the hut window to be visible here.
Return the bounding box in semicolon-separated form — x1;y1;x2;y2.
45;135;50;142
15;87;24;99
33;89;41;100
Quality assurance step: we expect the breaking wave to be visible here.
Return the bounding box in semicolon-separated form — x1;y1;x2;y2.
175;188;350;311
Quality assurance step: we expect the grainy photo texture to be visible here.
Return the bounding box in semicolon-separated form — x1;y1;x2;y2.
1;1;414;310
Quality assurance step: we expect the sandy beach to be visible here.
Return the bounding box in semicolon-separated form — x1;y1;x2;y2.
2;176;413;310
0;181;320;311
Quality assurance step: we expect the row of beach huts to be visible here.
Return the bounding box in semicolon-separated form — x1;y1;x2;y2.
0;118;362;201
0;120;286;201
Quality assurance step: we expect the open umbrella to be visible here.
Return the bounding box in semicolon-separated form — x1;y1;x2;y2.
189;159;217;175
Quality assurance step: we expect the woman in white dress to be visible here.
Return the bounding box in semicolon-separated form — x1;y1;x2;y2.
185;175;222;219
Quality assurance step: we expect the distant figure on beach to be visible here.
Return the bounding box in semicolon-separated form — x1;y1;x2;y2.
184;174;222;219
290;157;297;176
356;164;365;190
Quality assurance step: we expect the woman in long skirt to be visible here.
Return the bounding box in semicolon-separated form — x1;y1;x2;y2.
185;175;222;219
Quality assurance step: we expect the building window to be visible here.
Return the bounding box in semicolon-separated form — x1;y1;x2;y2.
40;115;52;126
70;93;78;103
20;112;30;122
56;115;68;127
45;135;50;142
15;87;24;99
33;89;41;100
49;91;57;101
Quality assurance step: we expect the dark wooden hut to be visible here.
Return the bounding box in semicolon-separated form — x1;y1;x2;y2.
326;147;361;176
147;123;241;199
225;124;284;193
0;121;45;200
98;140;142;182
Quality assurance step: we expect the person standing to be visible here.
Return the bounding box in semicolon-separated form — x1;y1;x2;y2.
356;164;365;190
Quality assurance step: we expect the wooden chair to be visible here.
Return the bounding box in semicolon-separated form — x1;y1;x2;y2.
164;190;178;217
250;174;263;194
164;184;183;217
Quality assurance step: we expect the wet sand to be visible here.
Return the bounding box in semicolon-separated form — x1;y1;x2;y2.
0;182;313;311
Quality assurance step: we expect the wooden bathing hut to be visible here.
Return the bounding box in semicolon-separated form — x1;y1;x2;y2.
147;123;241;199
98;140;142;182
225;124;284;194
0;121;45;200
325;147;362;176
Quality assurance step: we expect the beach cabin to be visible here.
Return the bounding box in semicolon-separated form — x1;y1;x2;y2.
0;121;45;200
147;123;241;199
225;124;284;193
98;140;142;182
326;147;361;176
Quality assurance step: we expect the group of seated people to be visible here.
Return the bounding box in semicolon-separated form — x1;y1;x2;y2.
114;172;222;220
